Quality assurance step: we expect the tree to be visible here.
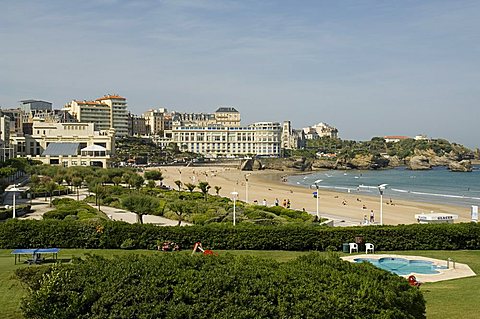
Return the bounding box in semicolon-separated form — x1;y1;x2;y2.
112;176;122;186
122;172;134;188
122;194;160;224
214;186;222;196
44;181;58;207
53;174;64;185
144;170;163;182
91;183;105;212
174;180;182;191
147;180;156;188
128;174;144;190
184;183;196;193
64;173;73;192
72;177;83;201
197;182;211;200
168;200;192;226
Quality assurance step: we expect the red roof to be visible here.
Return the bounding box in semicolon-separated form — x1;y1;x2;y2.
96;95;126;101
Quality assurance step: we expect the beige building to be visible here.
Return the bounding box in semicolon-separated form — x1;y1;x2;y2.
10;120;115;167
281;121;305;150
303;122;338;139
171;121;281;157
143;108;168;136
0;113;12;161
65;94;128;137
214;107;241;127
97;95;128;137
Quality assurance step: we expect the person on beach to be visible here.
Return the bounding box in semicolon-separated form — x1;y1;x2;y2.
262;199;267;206
287;199;291;208
283;199;287;207
363;215;368;225
274;198;279;206
370;210;374;223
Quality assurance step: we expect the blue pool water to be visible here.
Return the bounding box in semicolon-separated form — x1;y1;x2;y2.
354;257;447;275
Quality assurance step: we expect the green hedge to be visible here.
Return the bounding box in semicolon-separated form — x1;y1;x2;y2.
16;253;425;318
43;198;104;221
2;219;480;251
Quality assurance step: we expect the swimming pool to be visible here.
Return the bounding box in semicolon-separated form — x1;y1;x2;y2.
354;257;448;275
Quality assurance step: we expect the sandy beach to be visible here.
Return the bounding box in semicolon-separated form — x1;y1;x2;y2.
153;164;473;226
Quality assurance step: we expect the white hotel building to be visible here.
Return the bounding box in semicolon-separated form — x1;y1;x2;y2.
64;95;129;137
171;122;281;157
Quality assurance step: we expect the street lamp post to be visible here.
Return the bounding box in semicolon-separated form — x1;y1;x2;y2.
6;184;20;219
245;174;251;203
358;183;388;225
231;191;238;226
312;179;323;220
378;184;388;226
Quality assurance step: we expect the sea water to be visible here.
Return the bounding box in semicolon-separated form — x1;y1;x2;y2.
287;166;480;208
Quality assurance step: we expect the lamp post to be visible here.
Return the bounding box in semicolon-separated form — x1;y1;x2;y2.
378;184;388;225
231;191;238;226
245;174;251;203
312;179;323;220
358;183;388;225
6;184;20;219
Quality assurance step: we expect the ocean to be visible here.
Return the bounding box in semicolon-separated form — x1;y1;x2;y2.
287;166;480;208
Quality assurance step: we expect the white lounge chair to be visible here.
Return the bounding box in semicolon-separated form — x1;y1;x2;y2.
365;243;374;254
349;243;358;253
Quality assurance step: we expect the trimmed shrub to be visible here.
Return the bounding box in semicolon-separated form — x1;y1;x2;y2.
2;219;480;252
43;198;104;221
17;253;425;318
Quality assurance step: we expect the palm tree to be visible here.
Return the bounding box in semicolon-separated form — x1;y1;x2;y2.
197;182;211;200
174;180;182;191
184;183;196;193
214;185;222;195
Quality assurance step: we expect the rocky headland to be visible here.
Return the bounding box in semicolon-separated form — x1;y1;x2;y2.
243;150;473;172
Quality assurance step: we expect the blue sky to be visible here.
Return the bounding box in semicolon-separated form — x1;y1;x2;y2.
1;0;479;147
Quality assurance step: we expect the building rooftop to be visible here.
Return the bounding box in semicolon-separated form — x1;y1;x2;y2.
42;143;80;156
96;95;126;101
215;107;239;113
74;100;109;106
19;99;52;104
81;144;107;151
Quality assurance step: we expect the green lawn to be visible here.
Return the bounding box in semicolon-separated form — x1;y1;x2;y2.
1;249;479;318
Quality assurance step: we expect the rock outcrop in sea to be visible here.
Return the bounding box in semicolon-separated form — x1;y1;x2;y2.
448;160;473;172
241;149;473;172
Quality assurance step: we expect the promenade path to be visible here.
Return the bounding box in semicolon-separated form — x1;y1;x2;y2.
18;188;189;226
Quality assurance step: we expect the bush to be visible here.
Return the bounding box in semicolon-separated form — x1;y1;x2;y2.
2;219;480;252
43;198;104;221
18;253;425;318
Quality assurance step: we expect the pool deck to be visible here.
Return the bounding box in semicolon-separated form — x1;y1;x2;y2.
342;254;476;283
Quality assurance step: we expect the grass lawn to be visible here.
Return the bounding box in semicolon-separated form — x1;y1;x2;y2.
1;249;479;318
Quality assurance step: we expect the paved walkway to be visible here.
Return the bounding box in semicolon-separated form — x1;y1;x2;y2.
18;188;189;226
